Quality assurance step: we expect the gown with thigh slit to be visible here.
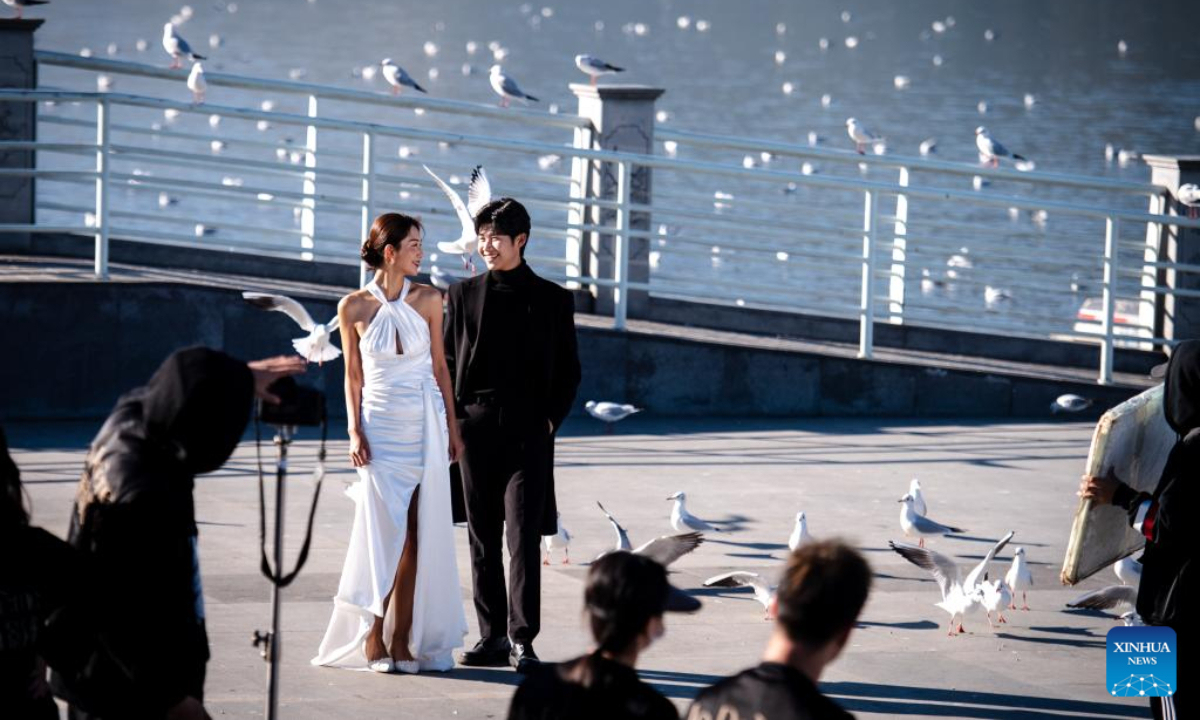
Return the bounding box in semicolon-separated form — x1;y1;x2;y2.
312;278;467;671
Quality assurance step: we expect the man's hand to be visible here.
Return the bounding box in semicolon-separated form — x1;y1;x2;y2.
1079;468;1122;506
247;355;308;404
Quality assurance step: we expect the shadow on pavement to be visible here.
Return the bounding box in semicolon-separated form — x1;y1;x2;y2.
821;681;1143;719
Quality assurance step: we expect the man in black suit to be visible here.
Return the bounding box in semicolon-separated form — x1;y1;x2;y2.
444;198;581;673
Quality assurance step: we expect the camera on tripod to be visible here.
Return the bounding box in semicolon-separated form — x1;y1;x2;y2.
257;377;326;427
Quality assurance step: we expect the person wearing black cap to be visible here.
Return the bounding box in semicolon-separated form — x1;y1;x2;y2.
687;541;870;720
1081;339;1197;720
507;552;699;720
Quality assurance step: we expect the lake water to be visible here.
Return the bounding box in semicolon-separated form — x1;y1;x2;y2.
27;0;1200;339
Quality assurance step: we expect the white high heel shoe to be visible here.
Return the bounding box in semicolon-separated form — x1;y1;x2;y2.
394;659;420;674
364;640;394;673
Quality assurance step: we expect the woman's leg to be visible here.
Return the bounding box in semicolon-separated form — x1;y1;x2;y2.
388;486;421;662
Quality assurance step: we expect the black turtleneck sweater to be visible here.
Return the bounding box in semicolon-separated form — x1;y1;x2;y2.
465;262;535;405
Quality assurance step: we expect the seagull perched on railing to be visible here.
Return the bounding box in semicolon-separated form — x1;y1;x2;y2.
162;22;205;70
490;65;539;107
381;58;426;95
1177;183;1200;218
845;118;883;155
5;0;49;20
975;126;1027;168
595;502;704;566
242;292;341;364
187;63;206;104
575;54;625;85
423;164;490;274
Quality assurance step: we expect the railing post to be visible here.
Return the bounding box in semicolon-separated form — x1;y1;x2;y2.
1138;193;1165;350
887;166;909;323
94;98;110;280
858;190;878;359
300;94;318;261
565;123;594;291
1142;155;1200;346
613;160;631;331
1099;216;1118;385
570;83;664;318
359;131;375;288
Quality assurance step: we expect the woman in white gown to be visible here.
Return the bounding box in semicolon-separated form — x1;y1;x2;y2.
313;213;468;673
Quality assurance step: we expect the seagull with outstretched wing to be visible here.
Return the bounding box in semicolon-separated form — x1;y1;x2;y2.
703;571;777;619
242;292;341;364
423;164;490;275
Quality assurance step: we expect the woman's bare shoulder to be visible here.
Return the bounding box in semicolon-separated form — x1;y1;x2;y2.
338;288;377;317
408;282;444;309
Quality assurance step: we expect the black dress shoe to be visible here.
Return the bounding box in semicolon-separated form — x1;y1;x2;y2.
459;637;512;667
510;642;539;673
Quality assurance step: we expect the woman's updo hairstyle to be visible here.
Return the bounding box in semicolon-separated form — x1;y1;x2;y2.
361;213;422;269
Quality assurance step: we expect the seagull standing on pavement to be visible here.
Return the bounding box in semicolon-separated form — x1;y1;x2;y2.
846;118;883;155
788;511;814;551
187;63;206;103
889;541;985;636
575;54;625;85
543;512;571;564
1114;553;1143;586
381;58;427;95
667;491;722;533
423;164;490;274
898;493;965;547
1005;546;1034;610
162;23;205;70
909;478;928;517
975;126;1027;168
490;65;539;107
241;292;341;364
980;577;1012;628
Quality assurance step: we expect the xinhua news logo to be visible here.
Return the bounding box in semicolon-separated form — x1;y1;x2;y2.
1106;626;1176;698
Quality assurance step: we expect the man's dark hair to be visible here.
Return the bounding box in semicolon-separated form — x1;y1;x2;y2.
474;197;532;258
584;552;669;654
0;426;30;528
775;540;872;648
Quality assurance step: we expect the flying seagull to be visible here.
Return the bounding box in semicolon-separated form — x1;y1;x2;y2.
1066;584;1137;615
423;164;491;274
1052;394;1093;414
242;292;341;364
702;571;776;619
162;23;205;70
381;58;426;95
889;541;986;636
575;54;625;85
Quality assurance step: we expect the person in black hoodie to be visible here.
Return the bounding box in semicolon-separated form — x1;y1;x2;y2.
0;426;81;720
48;347;305;720
1081;339;1196;720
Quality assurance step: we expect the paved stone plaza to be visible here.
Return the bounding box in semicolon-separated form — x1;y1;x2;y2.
12;418;1148;719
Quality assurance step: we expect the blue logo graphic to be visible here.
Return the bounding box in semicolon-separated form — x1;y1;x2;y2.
1106;626;1176;697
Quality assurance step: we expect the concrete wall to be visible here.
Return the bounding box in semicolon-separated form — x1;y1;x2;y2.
1;281;1142;423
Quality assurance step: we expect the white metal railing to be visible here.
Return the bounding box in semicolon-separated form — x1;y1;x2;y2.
3;51;1200;387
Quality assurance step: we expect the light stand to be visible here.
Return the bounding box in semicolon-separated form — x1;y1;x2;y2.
252;425;294;720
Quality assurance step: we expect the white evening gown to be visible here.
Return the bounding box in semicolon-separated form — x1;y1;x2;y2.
312;278;467;671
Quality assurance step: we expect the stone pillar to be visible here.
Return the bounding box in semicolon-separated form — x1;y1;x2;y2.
570;83;664;318
0;19;42;252
1142;155;1200;344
